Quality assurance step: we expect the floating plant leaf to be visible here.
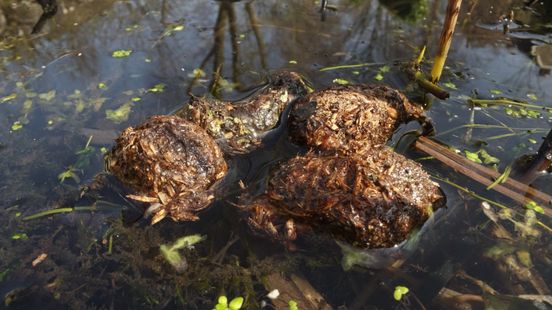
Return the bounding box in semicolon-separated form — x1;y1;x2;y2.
1;93;17;103
289;60;298;64
98;82;107;89
464;150;482;163
288;300;299;310
379;65;390;73
374;73;384;81
160;235;204;272
228;297;244;310
11;121;23;131
148;83;165;93
524;201;544;214
332;78;349;85
112;50;132;58
443;82;457;90
188;68;205;78
11;233;28;240
58;167;80;183
479;149;500;165
526;93;538;101
22;100;33;114
162;24;184;37
170;234;205;251
106;102;132;123
159;244;186;271
218;79;237;93
393;285;409;301
490;89;502;95
38;90;56;102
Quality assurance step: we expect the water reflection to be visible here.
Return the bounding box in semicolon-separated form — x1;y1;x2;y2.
32;0;58;34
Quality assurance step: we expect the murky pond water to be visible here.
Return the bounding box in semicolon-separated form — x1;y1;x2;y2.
1;0;551;308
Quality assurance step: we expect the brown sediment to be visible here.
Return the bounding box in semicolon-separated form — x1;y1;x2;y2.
175;71;308;154
242;148;445;249
289;84;427;155
106;115;227;222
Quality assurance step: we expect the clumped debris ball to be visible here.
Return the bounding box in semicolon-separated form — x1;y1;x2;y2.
175;71;308;154
240;148;445;248
289;84;428;155
106;115;228;224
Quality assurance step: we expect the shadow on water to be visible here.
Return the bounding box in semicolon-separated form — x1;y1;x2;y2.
0;0;551;308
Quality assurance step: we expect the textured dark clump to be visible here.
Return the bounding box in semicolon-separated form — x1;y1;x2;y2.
241;148;444;248
106;115;228;223
289;84;426;155
175;71;309;154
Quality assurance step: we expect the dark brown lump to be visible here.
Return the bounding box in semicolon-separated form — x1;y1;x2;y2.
174;71;309;154
106;115;228;223
289;84;426;155
242;148;445;249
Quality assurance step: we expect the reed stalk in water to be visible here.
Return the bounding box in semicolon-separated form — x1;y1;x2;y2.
430;0;462;83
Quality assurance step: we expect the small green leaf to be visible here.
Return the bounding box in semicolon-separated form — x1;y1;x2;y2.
443;82;457;90
162;24;184;37
11;121;23;131
229;297;244;310
148;83;165;93
106;102;133;123
131;97;141;102
1;93;17;103
189;68;205;78
98;82;107;89
526;93;538;101
289;60;298;64
379;65;390;73
490;89;502;95
58;167;80;183
218;296;228;306
464;150;482;163
38;90;56;102
112;50;133;58
393;285;409;301
159;244;183;269
479;149;500;165
333;78;349;85
528;138;537;144
288;300;299;310
374;73;384;81
11;233;28;240
524;201;544;214
170;234;205;251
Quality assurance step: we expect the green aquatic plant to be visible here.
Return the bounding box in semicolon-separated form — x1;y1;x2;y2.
112;49;132;58
106;102;133;123
213;295;244;310
463;149;499;165
393;285;409;301
288;300;299;310
160;235;205;272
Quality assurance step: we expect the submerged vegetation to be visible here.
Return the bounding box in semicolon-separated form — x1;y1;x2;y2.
0;0;550;308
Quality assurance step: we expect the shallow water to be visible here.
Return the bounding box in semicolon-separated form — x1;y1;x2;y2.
0;0;551;308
